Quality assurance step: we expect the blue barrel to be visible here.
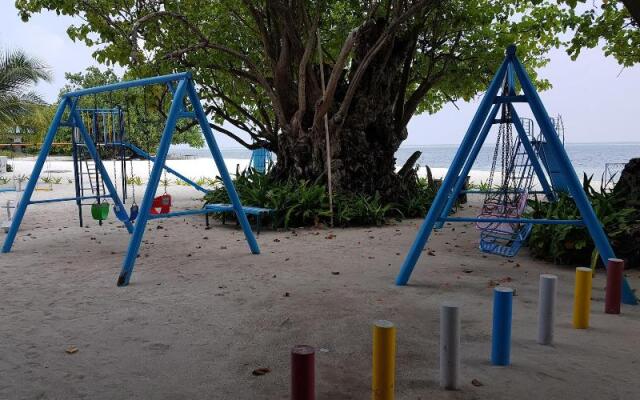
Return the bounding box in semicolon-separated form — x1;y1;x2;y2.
491;287;514;366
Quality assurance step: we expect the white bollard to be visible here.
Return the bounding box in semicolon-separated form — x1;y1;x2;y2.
440;302;460;390
537;274;557;345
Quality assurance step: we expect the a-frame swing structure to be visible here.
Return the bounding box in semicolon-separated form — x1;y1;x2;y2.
1;72;260;287
396;45;638;305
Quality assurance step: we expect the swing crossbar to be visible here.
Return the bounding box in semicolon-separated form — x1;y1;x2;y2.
29;195;112;205
147;208;212;220
63;72;191;98
440;217;584;225
460;189;548;195
493;95;527;103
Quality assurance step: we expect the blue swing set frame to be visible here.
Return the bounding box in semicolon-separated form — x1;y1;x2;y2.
397;46;638;305
1;72;260;287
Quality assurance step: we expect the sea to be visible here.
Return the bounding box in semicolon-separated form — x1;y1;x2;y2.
169;142;640;182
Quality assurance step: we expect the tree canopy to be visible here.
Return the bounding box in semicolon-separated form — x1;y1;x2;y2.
59;66;204;150
15;0;569;146
13;0;639;196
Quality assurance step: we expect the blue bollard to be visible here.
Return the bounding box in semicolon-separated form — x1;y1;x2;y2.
491;287;514;366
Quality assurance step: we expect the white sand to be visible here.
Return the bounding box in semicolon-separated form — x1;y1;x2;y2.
6;157;251;187
0;181;638;399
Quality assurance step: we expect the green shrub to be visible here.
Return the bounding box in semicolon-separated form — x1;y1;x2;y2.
202;167;435;229
41;176;63;184
126;175;143;186
526;174;638;266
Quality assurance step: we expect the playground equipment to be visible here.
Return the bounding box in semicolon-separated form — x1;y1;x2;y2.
249;147;273;173
1;72;260;286
396;45;638;305
475;110;540;257
72;107;126;226
602;162;626;191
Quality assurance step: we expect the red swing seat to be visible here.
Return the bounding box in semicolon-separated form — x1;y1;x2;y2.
150;193;172;215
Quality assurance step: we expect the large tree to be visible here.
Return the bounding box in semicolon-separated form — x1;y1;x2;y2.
16;0;572;198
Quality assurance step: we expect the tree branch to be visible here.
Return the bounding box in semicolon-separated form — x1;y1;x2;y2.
333;0;436;129
312;29;356;128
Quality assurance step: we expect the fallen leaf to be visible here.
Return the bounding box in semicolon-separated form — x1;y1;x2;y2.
252;367;271;376
471;378;483;387
331;271;340;275
65;346;78;354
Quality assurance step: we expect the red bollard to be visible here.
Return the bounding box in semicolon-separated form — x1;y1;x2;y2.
605;258;624;314
291;345;315;400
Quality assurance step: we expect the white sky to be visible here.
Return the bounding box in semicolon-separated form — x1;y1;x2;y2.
1;3;638;147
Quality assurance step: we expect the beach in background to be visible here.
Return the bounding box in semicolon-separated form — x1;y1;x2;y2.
2;142;637;192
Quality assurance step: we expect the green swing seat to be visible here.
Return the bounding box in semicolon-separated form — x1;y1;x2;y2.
91;202;110;221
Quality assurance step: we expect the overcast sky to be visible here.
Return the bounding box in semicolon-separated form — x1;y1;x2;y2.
1;3;638;147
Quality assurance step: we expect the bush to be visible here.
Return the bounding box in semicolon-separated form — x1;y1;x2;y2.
526;174;638;266
202;167;435;229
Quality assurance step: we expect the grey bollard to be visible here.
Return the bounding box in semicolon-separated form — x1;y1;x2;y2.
440;303;460;390
537;274;557;345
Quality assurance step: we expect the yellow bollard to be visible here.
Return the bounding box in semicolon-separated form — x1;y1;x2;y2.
372;320;396;400
573;267;592;329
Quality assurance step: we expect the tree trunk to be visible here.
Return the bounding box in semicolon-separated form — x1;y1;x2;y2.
274;19;420;201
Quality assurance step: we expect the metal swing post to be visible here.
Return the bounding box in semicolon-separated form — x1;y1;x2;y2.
511;53;638;305
396;58;510;285
435;103;502;228
186;79;260;255
117;78;188;286
2;99;69;253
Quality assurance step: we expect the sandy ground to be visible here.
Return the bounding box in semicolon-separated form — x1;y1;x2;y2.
0;183;639;400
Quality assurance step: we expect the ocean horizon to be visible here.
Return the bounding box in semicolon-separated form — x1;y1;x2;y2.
169;141;640;181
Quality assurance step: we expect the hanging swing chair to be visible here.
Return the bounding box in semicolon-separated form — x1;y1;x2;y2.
150;193;171;215
476;102;537;257
91;201;110;221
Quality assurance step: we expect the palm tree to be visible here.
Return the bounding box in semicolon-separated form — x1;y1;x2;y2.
0;48;52;128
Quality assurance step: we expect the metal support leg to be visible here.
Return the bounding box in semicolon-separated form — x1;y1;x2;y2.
186;80;260;255
396;59;509;285
2;100;69;253
512;56;637;305
117;79;188;287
